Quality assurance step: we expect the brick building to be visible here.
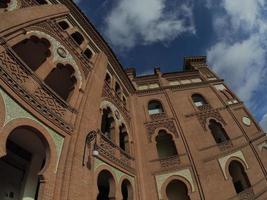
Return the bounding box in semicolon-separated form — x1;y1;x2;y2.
0;0;267;200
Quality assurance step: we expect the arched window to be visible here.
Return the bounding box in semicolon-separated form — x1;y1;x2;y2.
0;0;10;8
84;48;93;59
115;82;122;97
71;32;84;45
192;94;208;107
229;161;251;194
148;100;164;115
166;180;190;200
0;126;47;200
44;63;77;101
156;130;177;159
119;124;129;153
121;179;133;200
101;107;115;140
12;36;51;71
208;119;229;144
97;170;116;200
105;74;111;85
58;21;69;30
36;0;48;4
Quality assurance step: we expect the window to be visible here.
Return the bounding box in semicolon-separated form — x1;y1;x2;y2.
192;94;208;107
229;161;251;193
100;107;115;140
58;21;69;30
208;119;230;144
44;63;77;101
148;100;164;115
156;130;177;159
71;32;84;45
119;124;129;153
84;48;93;59
12;36;51;71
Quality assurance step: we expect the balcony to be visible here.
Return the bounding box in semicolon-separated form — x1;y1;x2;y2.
93;131;135;173
0;48;73;132
102;81;130;121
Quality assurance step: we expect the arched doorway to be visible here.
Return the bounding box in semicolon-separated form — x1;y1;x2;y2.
229;160;251;194
0;126;48;200
121;179;133;200
166;180;190;200
97;170;115;200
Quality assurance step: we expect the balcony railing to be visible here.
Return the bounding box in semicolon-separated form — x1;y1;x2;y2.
0;48;73;132
102;81;130;121
149;112;167;121
94;131;135;172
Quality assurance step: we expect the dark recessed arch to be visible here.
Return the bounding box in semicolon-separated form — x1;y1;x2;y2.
166;179;191;200
208;119;230;144
44;63;77;101
156;130;177;159
229;160;251;194
12;36;51;72
97;170;116;200
148;100;164;115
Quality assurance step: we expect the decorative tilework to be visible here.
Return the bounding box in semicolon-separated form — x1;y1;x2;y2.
27;30;83;88
0;87;64;172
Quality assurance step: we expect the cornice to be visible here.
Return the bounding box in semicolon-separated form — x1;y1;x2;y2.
57;0;135;93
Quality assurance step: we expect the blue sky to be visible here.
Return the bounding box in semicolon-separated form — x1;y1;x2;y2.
74;0;267;131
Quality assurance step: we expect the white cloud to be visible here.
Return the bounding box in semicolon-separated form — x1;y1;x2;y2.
104;0;195;48
207;35;266;102
260;114;267;132
206;0;267;104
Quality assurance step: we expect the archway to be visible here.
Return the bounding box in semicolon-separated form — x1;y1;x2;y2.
97;170;116;200
44;63;77;101
100;107;115;141
166;180;190;200
229;160;251;193
208;119;229;144
156;130;177;159
0;126;48;200
12;36;51;72
121;179;133;200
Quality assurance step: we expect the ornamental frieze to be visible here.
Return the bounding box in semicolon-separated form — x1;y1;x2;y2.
186;107;226;131
145;118;178;142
